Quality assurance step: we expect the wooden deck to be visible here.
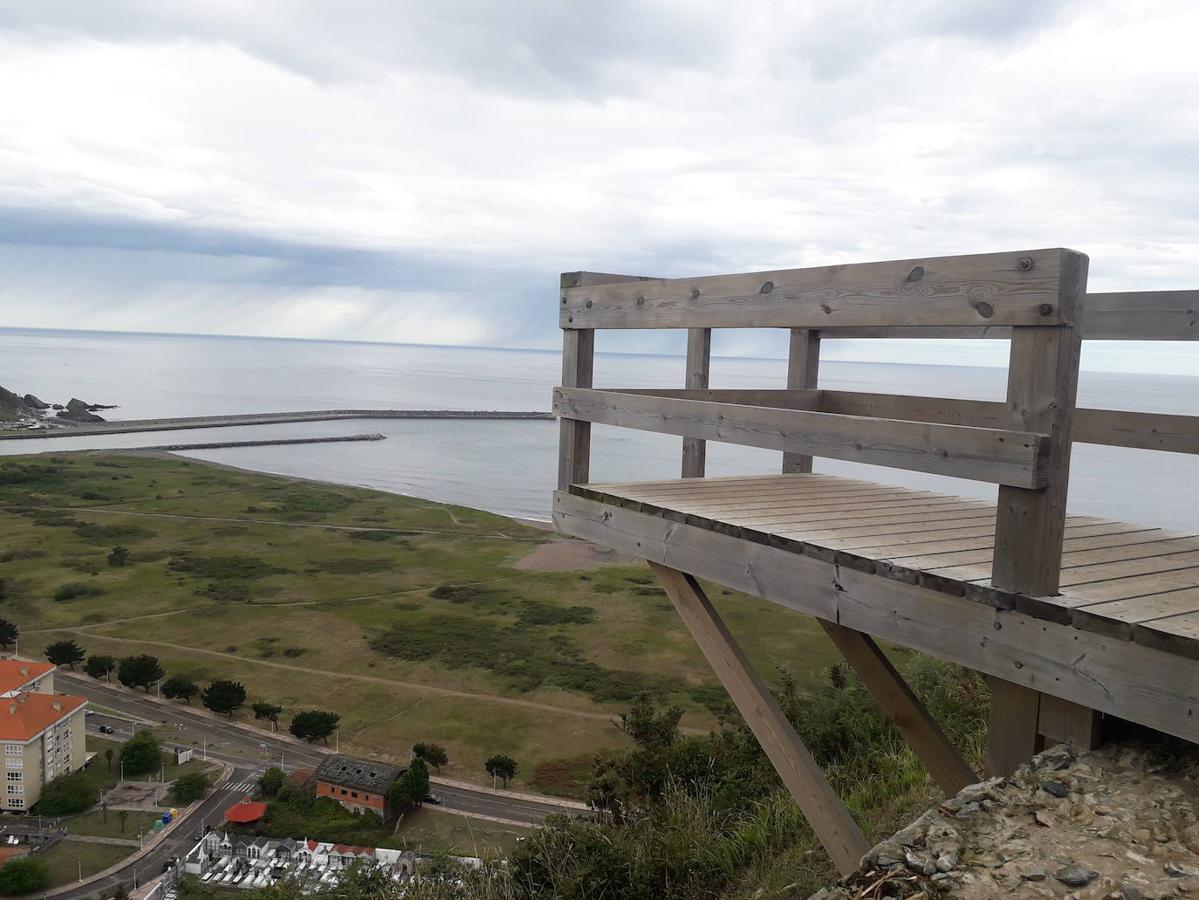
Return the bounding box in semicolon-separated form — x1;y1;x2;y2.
570;473;1199;657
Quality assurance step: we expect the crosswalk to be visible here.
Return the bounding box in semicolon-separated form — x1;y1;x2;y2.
223;777;260;794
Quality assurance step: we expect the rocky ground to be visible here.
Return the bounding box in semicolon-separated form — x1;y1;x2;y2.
811;735;1199;899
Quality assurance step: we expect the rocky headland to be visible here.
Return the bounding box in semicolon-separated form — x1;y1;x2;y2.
0;383;116;427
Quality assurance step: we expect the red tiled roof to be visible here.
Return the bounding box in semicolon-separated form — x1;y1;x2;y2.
0;693;85;741
224;798;267;824
0;661;55;696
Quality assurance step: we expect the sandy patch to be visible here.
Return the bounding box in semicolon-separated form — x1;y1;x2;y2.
515;537;635;572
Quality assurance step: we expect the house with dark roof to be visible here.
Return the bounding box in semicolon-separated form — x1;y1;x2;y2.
312;754;404;818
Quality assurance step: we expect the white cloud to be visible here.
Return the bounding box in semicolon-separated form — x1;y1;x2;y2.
0;1;1196;366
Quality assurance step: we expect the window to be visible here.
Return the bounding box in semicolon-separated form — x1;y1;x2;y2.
5;798;23;809
5;757;21;769
350;791;358;798
5;772;20;782
6;784;22;795
3;744;20;756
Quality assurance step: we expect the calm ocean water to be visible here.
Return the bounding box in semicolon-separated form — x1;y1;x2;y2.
2;327;1197;530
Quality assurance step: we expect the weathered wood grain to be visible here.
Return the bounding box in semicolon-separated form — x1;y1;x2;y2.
650;564;869;874
784;329;821;473
554;491;1199;744
554;388;1050;487
556;329;594;491
561;249;1083;329
681;327;712;478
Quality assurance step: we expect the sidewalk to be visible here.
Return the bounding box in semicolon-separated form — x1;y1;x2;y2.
42;760;233;899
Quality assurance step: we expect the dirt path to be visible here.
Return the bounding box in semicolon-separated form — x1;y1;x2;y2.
41;627;624;725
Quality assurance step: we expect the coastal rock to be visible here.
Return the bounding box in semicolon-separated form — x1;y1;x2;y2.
808;735;1199;899
56;406;105;423
22;394;50;409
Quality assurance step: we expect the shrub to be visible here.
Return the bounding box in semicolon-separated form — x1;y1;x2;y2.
168;554;285;580
33;771;98;815
196;581;251;602
84;654;116;680
53;582;104;602
0;858;49;895
172;771;212;804
259;767;285;797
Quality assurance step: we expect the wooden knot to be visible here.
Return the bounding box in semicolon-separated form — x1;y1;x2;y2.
759;281;774;294
585;300;593;308
1018;257;1034;272
906;266;925;282
973;301;995;319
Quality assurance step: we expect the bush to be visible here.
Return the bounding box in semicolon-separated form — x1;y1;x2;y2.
168;554;285;580
33;770;98;815
259;767;285;797
0;858;49;895
84;654;116;680
120;730;163;777
172;771;212;804
53;582;104;602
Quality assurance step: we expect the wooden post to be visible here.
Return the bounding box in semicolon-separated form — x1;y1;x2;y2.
783;329;820;473
820;621;976;794
681;327;712;478
649;563;869;875
987;250;1089;775
557;327;594;491
985;677;1042;777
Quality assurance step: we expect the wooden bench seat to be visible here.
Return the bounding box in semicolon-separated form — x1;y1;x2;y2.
570;473;1199;658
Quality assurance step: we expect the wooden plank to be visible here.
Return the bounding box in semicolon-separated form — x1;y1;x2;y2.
620;389;824;410
560;271;655;288
985;678;1041;777
833;519;1123;555
1061;555;1199;588
681;328;712;478
553;492;1199;743
555;388;1050;487
784;329;821;473
1037;694;1101;750
714;291;1199;340
649;564;869;875
556;329;594;490
819;621;976;794
1081;290;1199;341
1059;569;1199;603
821;390;1199;456
561;249;1081;329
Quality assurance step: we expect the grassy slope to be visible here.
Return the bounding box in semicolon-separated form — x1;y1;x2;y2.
0;452;842;791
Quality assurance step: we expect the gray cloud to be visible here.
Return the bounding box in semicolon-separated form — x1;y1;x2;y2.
0;1;1196;362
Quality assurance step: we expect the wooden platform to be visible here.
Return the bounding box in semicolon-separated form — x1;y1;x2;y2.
570;473;1199;658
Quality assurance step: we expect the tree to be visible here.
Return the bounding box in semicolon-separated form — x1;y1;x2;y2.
104;748;114;772
119;730;162;777
201;680;246;717
412;742;448;771
252;702;283;728
44;639;86;669
108;546;130;567
118;655;164;692
288;709;340;744
172;771;211;804
0;619;17;651
162;676;199;704
0;857;49;895
484;754;518;788
387;758;430;817
617;693;683;752
85;654;116;680
259;767;285;798
586;767;629;822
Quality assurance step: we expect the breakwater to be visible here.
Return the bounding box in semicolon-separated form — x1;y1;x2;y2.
150;433;385;451
0;409;553;440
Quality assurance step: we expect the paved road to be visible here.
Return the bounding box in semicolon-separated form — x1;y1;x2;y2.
51;767;254;900
71;676;586;826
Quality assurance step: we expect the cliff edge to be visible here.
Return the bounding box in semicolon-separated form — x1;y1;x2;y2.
812;737;1199;899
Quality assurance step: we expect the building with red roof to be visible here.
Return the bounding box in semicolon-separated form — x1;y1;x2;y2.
224;797;268;825
0;660;88;813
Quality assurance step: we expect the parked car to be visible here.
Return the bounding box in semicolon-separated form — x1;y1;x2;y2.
98;724;115;734
423;793;443;806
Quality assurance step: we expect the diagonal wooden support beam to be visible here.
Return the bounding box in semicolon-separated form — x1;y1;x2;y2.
648;563;869;875
818;621;976;795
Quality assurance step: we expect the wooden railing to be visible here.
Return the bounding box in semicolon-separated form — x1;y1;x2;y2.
556;248;1198;599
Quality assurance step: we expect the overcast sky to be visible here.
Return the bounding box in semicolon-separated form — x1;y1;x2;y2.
1;1;1197;367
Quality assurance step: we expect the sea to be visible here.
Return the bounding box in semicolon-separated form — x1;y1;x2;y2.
2;327;1197;530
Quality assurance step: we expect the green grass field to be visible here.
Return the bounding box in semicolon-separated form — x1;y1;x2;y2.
36;840;131;888
0;452;844;793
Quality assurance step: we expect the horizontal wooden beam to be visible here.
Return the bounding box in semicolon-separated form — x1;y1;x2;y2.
613;389;1199;456
553;491;1199;745
1082;290;1199;341
561;249;1081;330
554;388;1050;487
